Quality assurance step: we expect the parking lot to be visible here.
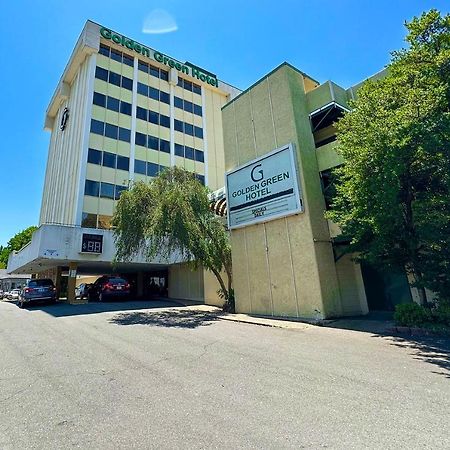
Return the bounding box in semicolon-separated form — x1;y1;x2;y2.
0;299;449;449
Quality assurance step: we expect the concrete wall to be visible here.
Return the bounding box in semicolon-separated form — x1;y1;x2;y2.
168;264;204;301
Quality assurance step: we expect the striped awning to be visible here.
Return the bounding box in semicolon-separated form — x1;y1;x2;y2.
209;187;227;217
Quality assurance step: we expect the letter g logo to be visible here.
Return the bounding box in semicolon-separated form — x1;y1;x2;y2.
250;164;263;182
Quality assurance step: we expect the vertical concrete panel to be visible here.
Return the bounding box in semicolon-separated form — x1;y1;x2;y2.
233;97;257;163
222;106;239;171
230;229;252;313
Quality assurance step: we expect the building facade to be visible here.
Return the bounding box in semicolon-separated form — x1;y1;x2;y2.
8;20;239;304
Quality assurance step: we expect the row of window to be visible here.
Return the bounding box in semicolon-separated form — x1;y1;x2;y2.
82;212;113;230
174;119;203;139
88;148;130;171
137;82;170;104
138;60;169;81
91;119;131;142
135;131;170;153
136;106;170;128
175;144;204;163
134;159;167;177
177;77;201;95
85;179;127;200
95;66;133;91
174;96;202;116
99;44;134;67
93;92;132;116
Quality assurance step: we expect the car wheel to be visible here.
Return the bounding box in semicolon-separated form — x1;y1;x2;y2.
18;300;24;309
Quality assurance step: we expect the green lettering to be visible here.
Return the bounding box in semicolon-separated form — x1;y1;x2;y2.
125;39;134;50
141;47;150;57
154;51;164;63
112;34;121;44
175;62;181;71
199;73;206;81
168;59;175;68
134;43;141;53
181;65;189;75
100;27;111;39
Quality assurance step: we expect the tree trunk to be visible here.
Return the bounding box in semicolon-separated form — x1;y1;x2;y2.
416;285;428;308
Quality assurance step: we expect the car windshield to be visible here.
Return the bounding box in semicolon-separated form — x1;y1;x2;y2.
28;280;54;288
109;278;127;284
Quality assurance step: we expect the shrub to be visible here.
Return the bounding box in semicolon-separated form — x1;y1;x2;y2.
394;303;430;327
431;302;450;327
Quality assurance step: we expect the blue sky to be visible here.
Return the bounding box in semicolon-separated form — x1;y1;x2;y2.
0;0;448;247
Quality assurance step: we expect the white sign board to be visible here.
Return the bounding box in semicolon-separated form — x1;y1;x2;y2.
226;143;303;229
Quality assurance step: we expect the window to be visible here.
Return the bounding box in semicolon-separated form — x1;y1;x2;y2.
174;119;183;132
160;139;170;153
149;65;159;78
148;135;159;150
196;174;205;185
95;66;108;81
193;83;201;95
195;149;204;163
147;162;159;177
100;182;115;199
109;71;121;87
160;91;170;104
105;123;118;139
107;96;120;112
160;70;169;81
184;100;193;113
185;123;194;136
90;119;104;135
82;212;97;228
185;146;194;160
193;104;202;116
115;185;127;200
149;110;159;124
135;132;147;147
88;148;102;165
85;180;100;197
175;143;184;157
194;126;203;139
174;96;183;109
159;114;170;128
149;87;159;101
99;44;110;57
122;54;134;67
93;92;106;107
110;48;122;62
137;82;148;96
138;60;149;73
136;106;147;121
121;76;133;90
103;151;116;168
118;127;131;142
184;80;192;92
117;155;129;171
134;159;146;174
120;101;132;115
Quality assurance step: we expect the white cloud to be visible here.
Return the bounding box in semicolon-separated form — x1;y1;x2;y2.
142;9;178;34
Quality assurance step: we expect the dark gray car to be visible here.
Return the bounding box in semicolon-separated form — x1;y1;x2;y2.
18;279;57;308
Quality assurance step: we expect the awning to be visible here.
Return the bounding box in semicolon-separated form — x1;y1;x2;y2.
209;187;227;217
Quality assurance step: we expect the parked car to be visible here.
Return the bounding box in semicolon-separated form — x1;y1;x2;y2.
75;283;92;300
8;289;22;301
88;276;130;302
18;279;57;308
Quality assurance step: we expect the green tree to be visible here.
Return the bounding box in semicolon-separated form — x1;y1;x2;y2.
113;167;234;311
327;9;450;305
0;226;38;268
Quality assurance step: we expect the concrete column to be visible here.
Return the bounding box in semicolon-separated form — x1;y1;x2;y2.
137;271;144;298
55;266;62;300
67;262;81;304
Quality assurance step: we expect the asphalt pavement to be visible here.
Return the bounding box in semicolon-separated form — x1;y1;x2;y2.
0;300;449;449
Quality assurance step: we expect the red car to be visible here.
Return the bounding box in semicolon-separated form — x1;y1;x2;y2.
88;276;131;302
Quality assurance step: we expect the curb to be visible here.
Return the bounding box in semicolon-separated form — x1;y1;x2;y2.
387;326;448;337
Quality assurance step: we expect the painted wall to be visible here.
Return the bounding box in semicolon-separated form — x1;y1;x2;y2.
168;264;204;301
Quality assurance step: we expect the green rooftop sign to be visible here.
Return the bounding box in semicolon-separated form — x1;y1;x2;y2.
100;27;218;87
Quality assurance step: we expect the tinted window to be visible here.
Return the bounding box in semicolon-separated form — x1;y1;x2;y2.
194;126;203;139
160;70;169;81
90;119;104;135
100;182;115;199
121;76;133;90
99;44;110;57
137;82;148;96
85;180;100;197
110;48;122;62
185;123;194;136
185;146;194;160
135;132;147;147
184;80;192;91
147;162;159;177
29;279;54;287
174;119;183;132
149;110;159;124
149;87;159;100
193;104;202;116
184;100;193;113
109;71;121;86
136;106;147;121
105;123;118;139
93;92;106;107
118;127;131;142
88;148;102;164
107;96;120;112
134;159;146;174
103;151;116;168
95;66;108;81
193;83;201;95
160;114;170;128
117;155;129;171
174;96;183;109
160;139;170;153
196;174;205;185
122;54;134;67
115;185;127;200
175;143;184;157
177;77;183;87
160;91;170;104
148;136;159;150
138;60;149;73
120;101;132;115
149;65;159;78
195;149;204;163
109;277;127;284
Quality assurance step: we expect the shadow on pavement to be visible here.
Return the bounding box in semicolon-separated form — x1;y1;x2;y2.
109;309;224;329
325;311;395;334
24;299;185;318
